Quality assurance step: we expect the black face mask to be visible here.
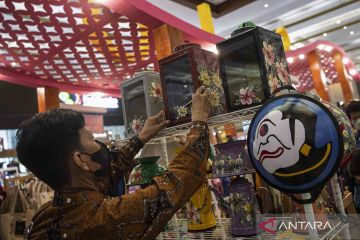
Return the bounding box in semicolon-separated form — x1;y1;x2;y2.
81;140;111;177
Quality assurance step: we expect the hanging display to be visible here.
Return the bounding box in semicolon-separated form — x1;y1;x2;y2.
159;42;226;126
212;140;253;178
217;25;291;112
121;71;163;137
247;93;343;204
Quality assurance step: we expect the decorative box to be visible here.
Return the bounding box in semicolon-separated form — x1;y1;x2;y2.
212;140;253;178
159;42;226;126
217;25;291;111
121;71;163;137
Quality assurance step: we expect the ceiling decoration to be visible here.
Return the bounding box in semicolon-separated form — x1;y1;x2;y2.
0;0;157;94
287;40;359;92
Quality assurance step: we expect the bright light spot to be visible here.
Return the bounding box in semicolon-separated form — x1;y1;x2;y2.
324;45;333;52
336;20;341;24
299;54;305;60
343;57;350;65
287;57;294;63
317;44;325;50
350;31;355;35
349;69;357;76
11;62;17;67
323;33;328;37
264;3;269;8
208;45;218;54
212;132;217;136
343;26;348;30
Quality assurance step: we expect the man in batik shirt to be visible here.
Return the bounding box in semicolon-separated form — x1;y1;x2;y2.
16;87;211;239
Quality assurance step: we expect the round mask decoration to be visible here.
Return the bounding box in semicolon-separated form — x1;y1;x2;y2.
247;94;343;203
321;101;356;162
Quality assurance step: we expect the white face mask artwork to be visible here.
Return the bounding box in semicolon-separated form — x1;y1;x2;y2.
252;110;306;174
353;118;360;130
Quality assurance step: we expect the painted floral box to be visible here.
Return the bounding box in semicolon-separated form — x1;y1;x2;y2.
121;71;163;137
159;42;226;126
212;140;254;178
216;26;291;112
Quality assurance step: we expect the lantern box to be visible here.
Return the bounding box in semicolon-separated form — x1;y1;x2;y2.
159;42;226;126
121;71;163;137
216;26;291;112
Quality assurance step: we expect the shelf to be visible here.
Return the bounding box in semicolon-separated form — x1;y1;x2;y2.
153;106;261;141
157;217;347;240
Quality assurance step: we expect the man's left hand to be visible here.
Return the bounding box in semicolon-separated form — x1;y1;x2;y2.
138;111;170;144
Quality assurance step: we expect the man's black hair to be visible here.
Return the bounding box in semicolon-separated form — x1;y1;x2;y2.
345;100;360;119
16;109;85;190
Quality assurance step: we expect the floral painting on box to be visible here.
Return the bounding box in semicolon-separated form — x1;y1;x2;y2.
149;80;163;103
128;116;145;135
262;38;290;93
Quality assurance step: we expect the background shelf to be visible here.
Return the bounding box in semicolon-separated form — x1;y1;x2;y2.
157;217;348;240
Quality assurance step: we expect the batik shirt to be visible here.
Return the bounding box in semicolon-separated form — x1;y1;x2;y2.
26;121;209;240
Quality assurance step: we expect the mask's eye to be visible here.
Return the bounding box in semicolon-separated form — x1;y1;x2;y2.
259;123;268;137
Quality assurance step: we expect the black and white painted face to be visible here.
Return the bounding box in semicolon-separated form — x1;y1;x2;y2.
252;110;305;174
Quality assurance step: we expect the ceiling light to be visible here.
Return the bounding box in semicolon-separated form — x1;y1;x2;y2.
287;57;294;63
264;3;269;8
336;20;341;24
349;69;357;76
11;62;17;67
343;26;348;30
323;33;328;37
350;31;355;35
343;57;350;65
299;54;305;60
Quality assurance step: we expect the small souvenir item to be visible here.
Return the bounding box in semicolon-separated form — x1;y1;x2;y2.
211;177;260;236
128;156;166;187
247;93;343;204
159;42;226;126
217;23;291;111
186;183;217;231
121;71;163;137
212;140;253;178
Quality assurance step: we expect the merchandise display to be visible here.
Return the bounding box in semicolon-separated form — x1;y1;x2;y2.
0;0;358;239
217;24;291;111
128;156;166;186
212;177;260;236
212;140;253;178
186;183;217;231
159;42;226;126
121;71;163;137
248;93;344;203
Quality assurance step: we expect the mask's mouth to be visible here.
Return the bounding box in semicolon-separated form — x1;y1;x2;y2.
259;147;284;164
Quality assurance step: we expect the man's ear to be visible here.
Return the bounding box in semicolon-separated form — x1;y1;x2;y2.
73;151;90;171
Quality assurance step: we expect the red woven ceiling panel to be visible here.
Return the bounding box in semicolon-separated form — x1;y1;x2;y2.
0;0;157;91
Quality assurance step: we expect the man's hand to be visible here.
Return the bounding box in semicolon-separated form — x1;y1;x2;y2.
191;86;211;122
138;111;169;144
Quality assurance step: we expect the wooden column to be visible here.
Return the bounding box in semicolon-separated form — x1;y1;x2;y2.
332;50;353;103
37;87;60;112
307;51;330;101
153;24;184;61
